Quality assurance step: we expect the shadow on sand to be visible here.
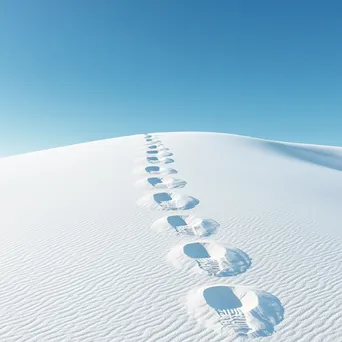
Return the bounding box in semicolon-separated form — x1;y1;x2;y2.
266;142;342;172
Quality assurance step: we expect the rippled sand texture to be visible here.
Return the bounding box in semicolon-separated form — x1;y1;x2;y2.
0;132;342;341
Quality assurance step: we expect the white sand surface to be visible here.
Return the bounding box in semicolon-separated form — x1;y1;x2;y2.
1;132;341;341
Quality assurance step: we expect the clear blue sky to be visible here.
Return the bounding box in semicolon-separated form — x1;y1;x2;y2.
1;0;341;156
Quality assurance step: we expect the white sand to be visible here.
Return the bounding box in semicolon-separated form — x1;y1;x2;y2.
0;132;341;341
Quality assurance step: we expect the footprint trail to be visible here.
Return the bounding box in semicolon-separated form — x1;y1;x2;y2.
136;133;284;339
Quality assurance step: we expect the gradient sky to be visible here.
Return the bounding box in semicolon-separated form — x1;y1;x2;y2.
1;0;341;156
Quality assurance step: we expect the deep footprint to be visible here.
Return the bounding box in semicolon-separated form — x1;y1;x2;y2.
146;139;161;145
187;286;284;338
153;192;198;210
145;166;177;175
168;242;251;276
151;215;218;237
146;176;186;189
137;192;199;211
147;156;174;164
147;144;167;150
146;150;173;157
145;135;154;140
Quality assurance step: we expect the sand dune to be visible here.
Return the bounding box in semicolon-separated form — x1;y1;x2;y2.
0;132;341;341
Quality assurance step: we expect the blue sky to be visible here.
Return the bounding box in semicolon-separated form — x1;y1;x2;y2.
0;0;341;156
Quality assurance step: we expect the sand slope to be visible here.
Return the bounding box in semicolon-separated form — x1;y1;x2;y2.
0;132;341;341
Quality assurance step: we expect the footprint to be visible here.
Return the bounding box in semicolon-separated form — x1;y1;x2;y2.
187;285;284;338
147;144;167;150
151;215;218;237
132;166;177;176
146;150;173;157
147;156;174;164
168;242;251;276
137;192;199;211
145;166;177;175
146;140;162;146
137;176;186;189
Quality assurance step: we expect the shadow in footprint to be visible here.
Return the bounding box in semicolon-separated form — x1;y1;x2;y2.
204;286;242;310
145;166;177;175
147;177;186;189
148;177;162;186
153;192;199;210
152;215;218;236
146;138;159;143
167;216;218;237
174;242;251;276
147;156;174;164
146;141;162;147
184;242;211;258
147;150;173;157
148;144;166;150
168;215;187;227
202;286;284;337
